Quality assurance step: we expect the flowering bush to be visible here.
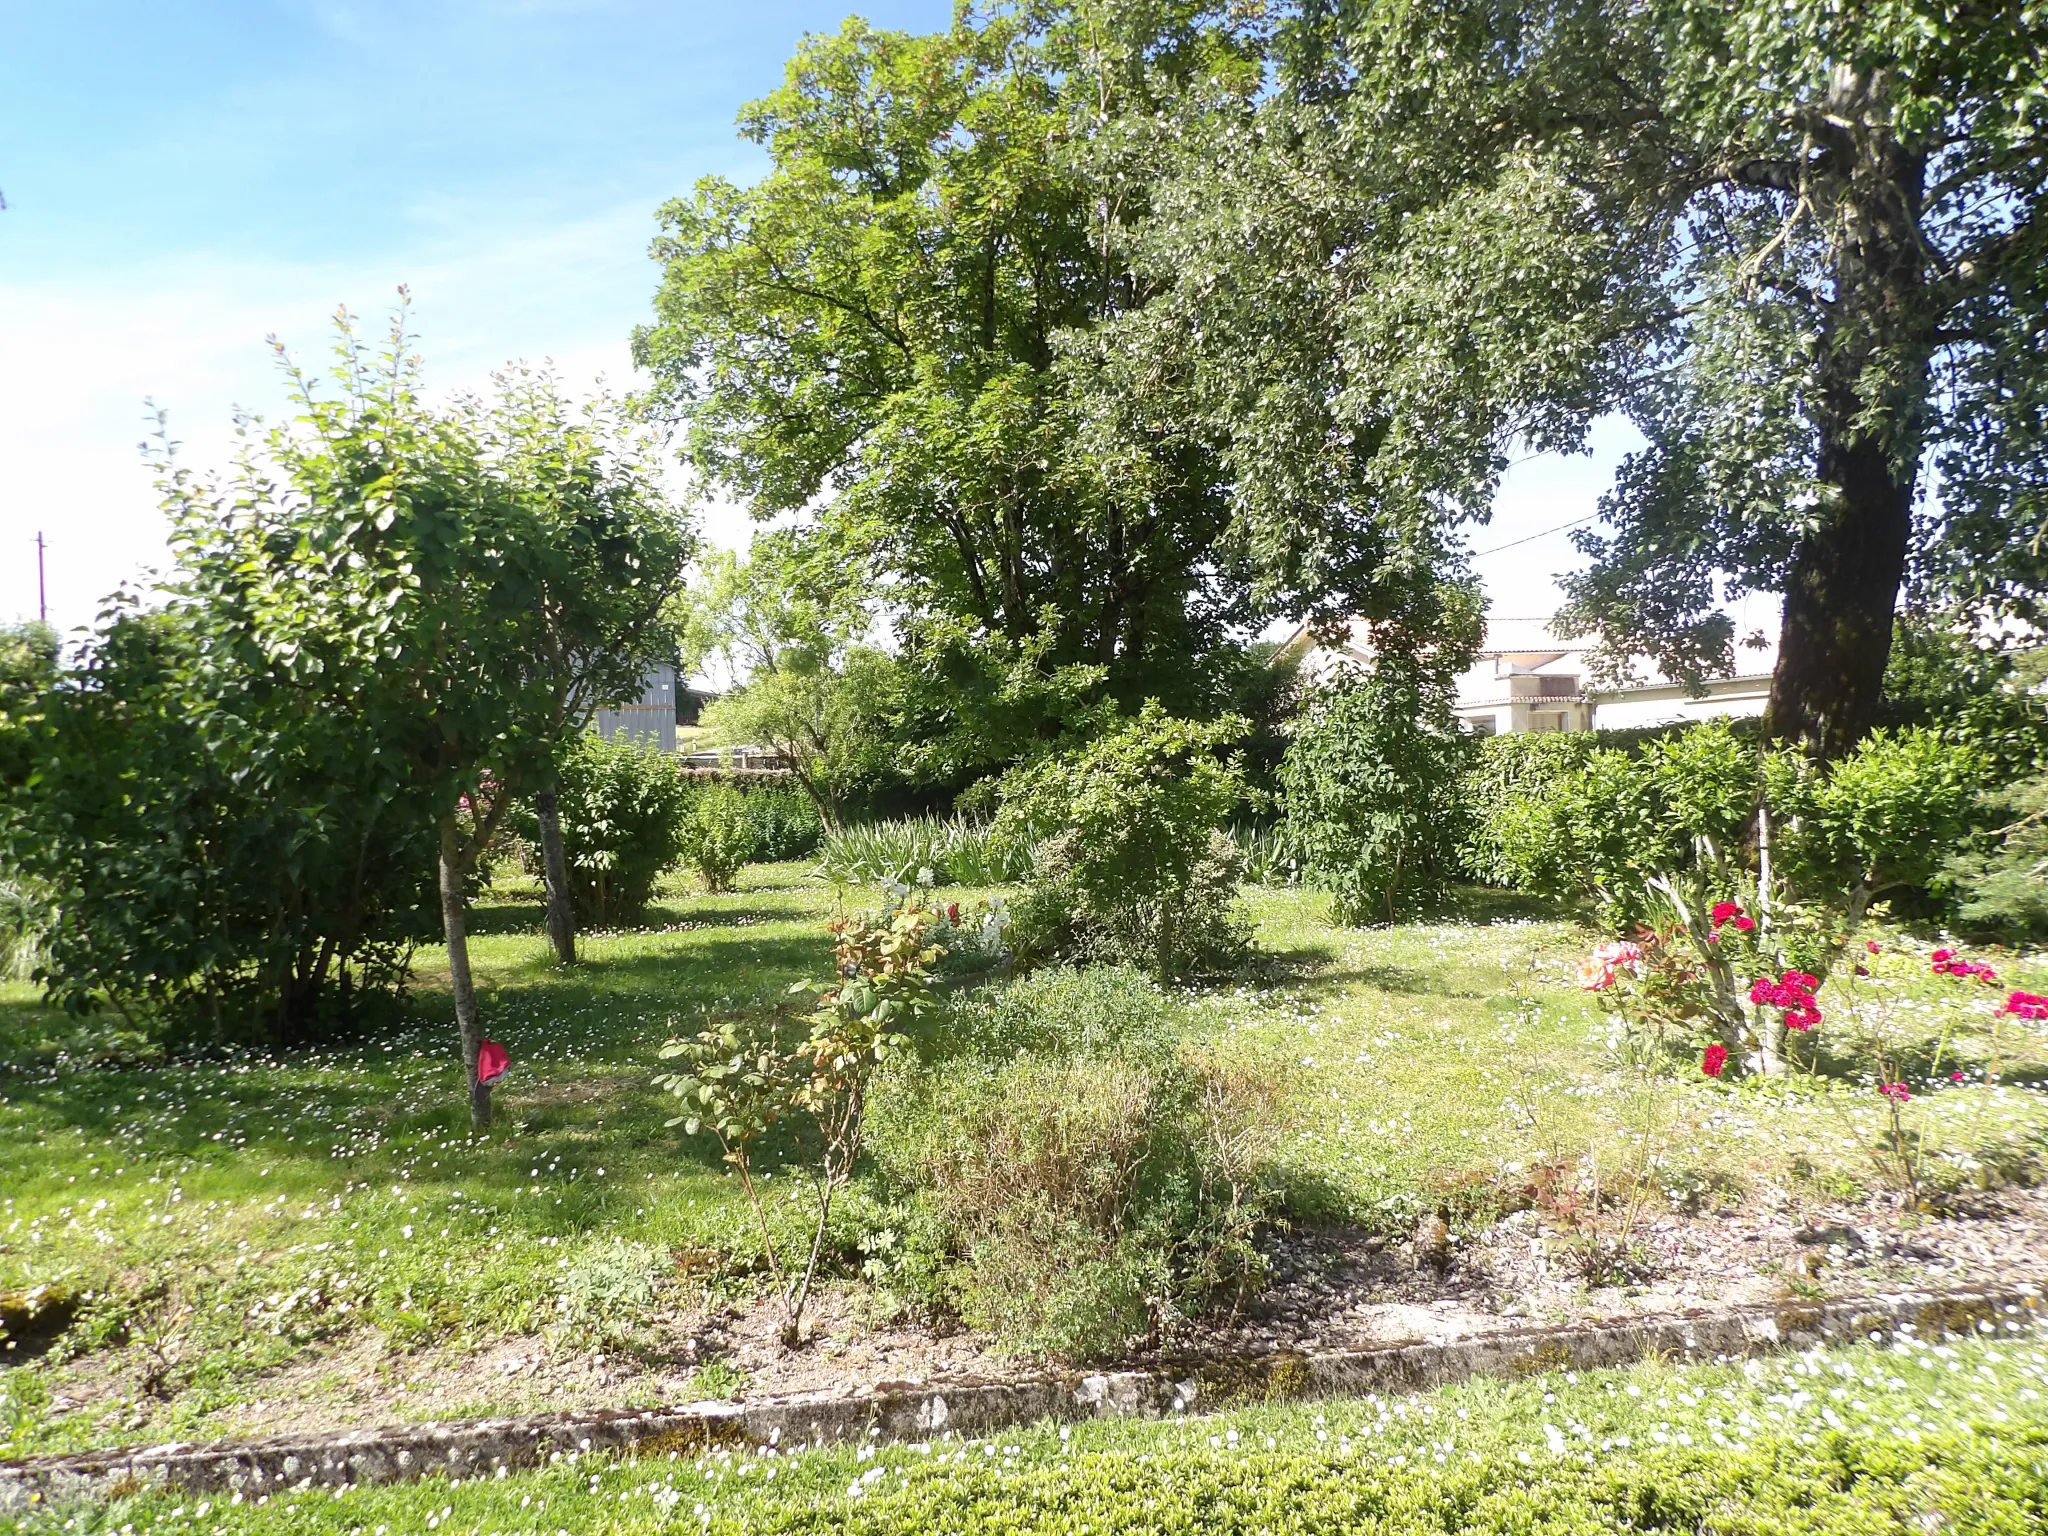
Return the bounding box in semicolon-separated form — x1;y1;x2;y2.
997;704;1250;979
1931;948;1998;983
1575;940;1643;992
1748;969;1822;1032
1709;900;1755;935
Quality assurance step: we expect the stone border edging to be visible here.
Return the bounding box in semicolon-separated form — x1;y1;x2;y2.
3;1283;2037;1511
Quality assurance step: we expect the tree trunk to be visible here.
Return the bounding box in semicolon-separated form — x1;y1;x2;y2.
1763;76;1928;763
534;785;578;966
438;816;491;1131
1762;429;1915;762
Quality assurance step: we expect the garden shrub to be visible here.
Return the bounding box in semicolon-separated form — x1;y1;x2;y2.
0;609;440;1043
1014;827;1251;977
1508;717;1996;942
1280;658;1472;923
994;703;1250;980
737;782;822;861
1455;732;1596;887
1501;719;1760;927
676;781;762;893
1773;725;1988;905
866;965;1287;1360
1944;772;2048;940
541;730;693;921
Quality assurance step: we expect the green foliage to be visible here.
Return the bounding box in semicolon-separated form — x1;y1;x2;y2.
1944;773;2048;941
1881;618;2048;779
734;782;823;862
995;704;1249;979
868;966;1285;1359
815;815;1033;890
657;906;936;1341
553;1237;666;1357
1281;656;1475;924
1230;822;1302;888
0;314;691;1044
1118;1;2048;756
698;649;896;832
538;731;692;922
0;873;52;985
676;783;761;895
0;602;441;1041
1498;720;1759;927
945;964;1184;1061
1455;732;1598;888
634;7;1400;726
1489;718;1997;930
1775;727;1989;900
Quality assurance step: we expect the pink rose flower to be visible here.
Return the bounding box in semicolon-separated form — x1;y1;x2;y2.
476;1039;509;1084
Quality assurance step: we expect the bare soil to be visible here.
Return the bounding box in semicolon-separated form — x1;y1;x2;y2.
42;1185;2048;1449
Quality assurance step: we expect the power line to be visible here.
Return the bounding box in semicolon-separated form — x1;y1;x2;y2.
1468;513;1600;558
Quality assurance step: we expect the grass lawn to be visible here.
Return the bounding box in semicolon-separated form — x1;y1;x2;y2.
3;868;2046;1458
13;1325;2048;1533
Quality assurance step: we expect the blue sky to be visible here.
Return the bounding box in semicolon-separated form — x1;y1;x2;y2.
0;1;1746;640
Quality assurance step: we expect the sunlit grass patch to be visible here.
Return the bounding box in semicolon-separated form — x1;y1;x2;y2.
0;868;841;1453
4;867;2046;1459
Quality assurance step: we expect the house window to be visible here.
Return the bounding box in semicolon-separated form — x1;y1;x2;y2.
1465;714;1497;737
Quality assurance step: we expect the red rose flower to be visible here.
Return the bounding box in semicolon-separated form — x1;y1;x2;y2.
1878;1082;1911;1104
1701;1043;1729;1078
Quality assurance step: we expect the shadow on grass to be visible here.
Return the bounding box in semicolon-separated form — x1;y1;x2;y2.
1436;886;1584;926
0;903;836;1163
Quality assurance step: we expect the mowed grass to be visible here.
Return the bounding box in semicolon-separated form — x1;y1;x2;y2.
1218;888;2048;1230
0;865;842;1452
3;872;2046;1458
15;1324;2048;1534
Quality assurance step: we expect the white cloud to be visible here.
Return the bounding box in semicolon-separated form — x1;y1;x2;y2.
0;199;756;630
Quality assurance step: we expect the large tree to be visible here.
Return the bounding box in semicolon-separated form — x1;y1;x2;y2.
634;4;1461;716
1116;0;2048;759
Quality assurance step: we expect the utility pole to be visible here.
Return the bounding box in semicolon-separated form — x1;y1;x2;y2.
36;531;48;623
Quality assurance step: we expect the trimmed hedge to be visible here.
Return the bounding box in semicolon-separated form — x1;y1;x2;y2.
48;1331;2048;1535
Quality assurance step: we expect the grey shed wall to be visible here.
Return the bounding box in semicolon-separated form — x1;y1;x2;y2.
592;664;678;754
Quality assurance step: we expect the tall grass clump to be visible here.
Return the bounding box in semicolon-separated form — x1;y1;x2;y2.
0;873;50;982
866;966;1290;1359
816;814;1033;888
1231;822;1303;887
